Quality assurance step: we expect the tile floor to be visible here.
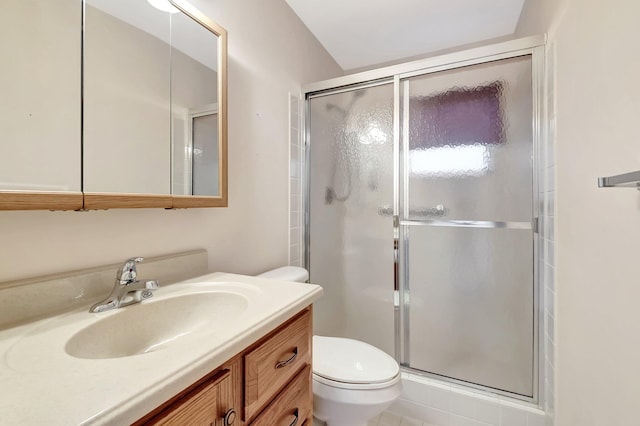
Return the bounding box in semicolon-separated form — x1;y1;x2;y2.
314;411;430;426
368;411;433;426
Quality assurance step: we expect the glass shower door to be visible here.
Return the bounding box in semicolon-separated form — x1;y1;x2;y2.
399;56;536;397
307;82;395;357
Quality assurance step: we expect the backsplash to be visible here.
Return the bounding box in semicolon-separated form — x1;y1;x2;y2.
0;249;208;329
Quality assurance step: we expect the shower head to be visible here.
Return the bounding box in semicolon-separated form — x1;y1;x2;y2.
325;187;335;204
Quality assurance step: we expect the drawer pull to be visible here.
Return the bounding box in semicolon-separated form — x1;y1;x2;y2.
288;408;299;426
275;347;298;369
223;408;236;426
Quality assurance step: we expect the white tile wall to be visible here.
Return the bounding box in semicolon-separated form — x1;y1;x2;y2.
540;41;557;426
289;93;304;267
389;373;547;426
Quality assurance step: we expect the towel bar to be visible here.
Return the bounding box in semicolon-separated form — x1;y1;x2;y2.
597;170;640;189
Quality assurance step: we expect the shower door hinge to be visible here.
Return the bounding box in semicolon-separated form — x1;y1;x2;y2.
533;217;539;234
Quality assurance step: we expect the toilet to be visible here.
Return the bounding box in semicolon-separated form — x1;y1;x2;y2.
257;266;402;426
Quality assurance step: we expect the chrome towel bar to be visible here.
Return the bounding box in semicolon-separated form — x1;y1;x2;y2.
598;170;640;189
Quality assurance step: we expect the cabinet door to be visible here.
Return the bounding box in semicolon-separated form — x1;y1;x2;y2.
152;370;234;426
1;0;81;196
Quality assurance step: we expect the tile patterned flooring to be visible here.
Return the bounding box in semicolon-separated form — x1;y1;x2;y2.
368;411;433;426
314;411;430;426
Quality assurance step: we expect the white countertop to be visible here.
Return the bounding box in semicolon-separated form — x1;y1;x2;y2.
0;272;322;425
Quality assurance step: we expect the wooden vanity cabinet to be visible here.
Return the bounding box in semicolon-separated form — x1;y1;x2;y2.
135;307;313;426
133;357;242;426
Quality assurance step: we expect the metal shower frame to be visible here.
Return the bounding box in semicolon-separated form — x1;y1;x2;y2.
302;35;546;405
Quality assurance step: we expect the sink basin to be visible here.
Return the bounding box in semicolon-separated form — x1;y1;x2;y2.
65;291;248;359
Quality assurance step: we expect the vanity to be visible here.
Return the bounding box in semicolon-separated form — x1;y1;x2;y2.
0;251;322;425
135;308;313;426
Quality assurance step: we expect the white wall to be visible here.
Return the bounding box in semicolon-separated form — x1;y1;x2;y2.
0;0;342;283
517;1;640;425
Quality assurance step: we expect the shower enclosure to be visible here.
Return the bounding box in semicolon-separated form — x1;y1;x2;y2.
305;43;542;400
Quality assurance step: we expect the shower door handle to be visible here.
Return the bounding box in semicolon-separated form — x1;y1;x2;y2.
393;214;399;297
412;204;448;217
379;204;448;217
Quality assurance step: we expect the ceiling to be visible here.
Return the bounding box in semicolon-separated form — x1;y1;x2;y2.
285;0;526;71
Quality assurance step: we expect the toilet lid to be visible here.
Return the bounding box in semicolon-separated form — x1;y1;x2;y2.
257;266;309;282
313;335;399;384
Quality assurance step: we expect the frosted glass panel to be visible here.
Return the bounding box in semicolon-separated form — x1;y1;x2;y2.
306;55;536;398
400;55;535;397
406;225;534;396
192;113;219;196
404;56;533;222
308;84;395;356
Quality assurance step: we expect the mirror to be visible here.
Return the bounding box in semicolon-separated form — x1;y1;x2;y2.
0;0;83;210
83;0;227;208
84;0;172;195
170;7;220;197
0;0;226;210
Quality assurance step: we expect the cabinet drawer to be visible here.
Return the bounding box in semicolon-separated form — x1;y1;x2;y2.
148;370;233;426
245;309;311;420
249;365;312;426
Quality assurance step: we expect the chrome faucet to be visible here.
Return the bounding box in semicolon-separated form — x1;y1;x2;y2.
89;257;159;313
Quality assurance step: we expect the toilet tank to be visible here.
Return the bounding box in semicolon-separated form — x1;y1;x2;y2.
257;266;309;283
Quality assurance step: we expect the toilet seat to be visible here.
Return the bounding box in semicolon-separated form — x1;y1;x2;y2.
313;371;401;390
313;335;400;389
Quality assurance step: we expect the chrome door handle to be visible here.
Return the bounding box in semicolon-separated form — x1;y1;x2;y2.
275;347;298;369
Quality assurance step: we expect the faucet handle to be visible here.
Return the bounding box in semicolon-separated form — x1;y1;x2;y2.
143;279;160;290
116;257;144;285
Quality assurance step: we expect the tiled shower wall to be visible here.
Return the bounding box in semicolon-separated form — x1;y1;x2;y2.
540;41;557;426
289;94;304;267
390;373;546;426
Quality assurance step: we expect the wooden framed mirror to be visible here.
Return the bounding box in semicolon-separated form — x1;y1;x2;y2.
169;0;228;209
83;0;228;209
0;0;83;211
0;0;227;211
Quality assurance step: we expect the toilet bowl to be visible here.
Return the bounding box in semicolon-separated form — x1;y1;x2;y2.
257;267;402;426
